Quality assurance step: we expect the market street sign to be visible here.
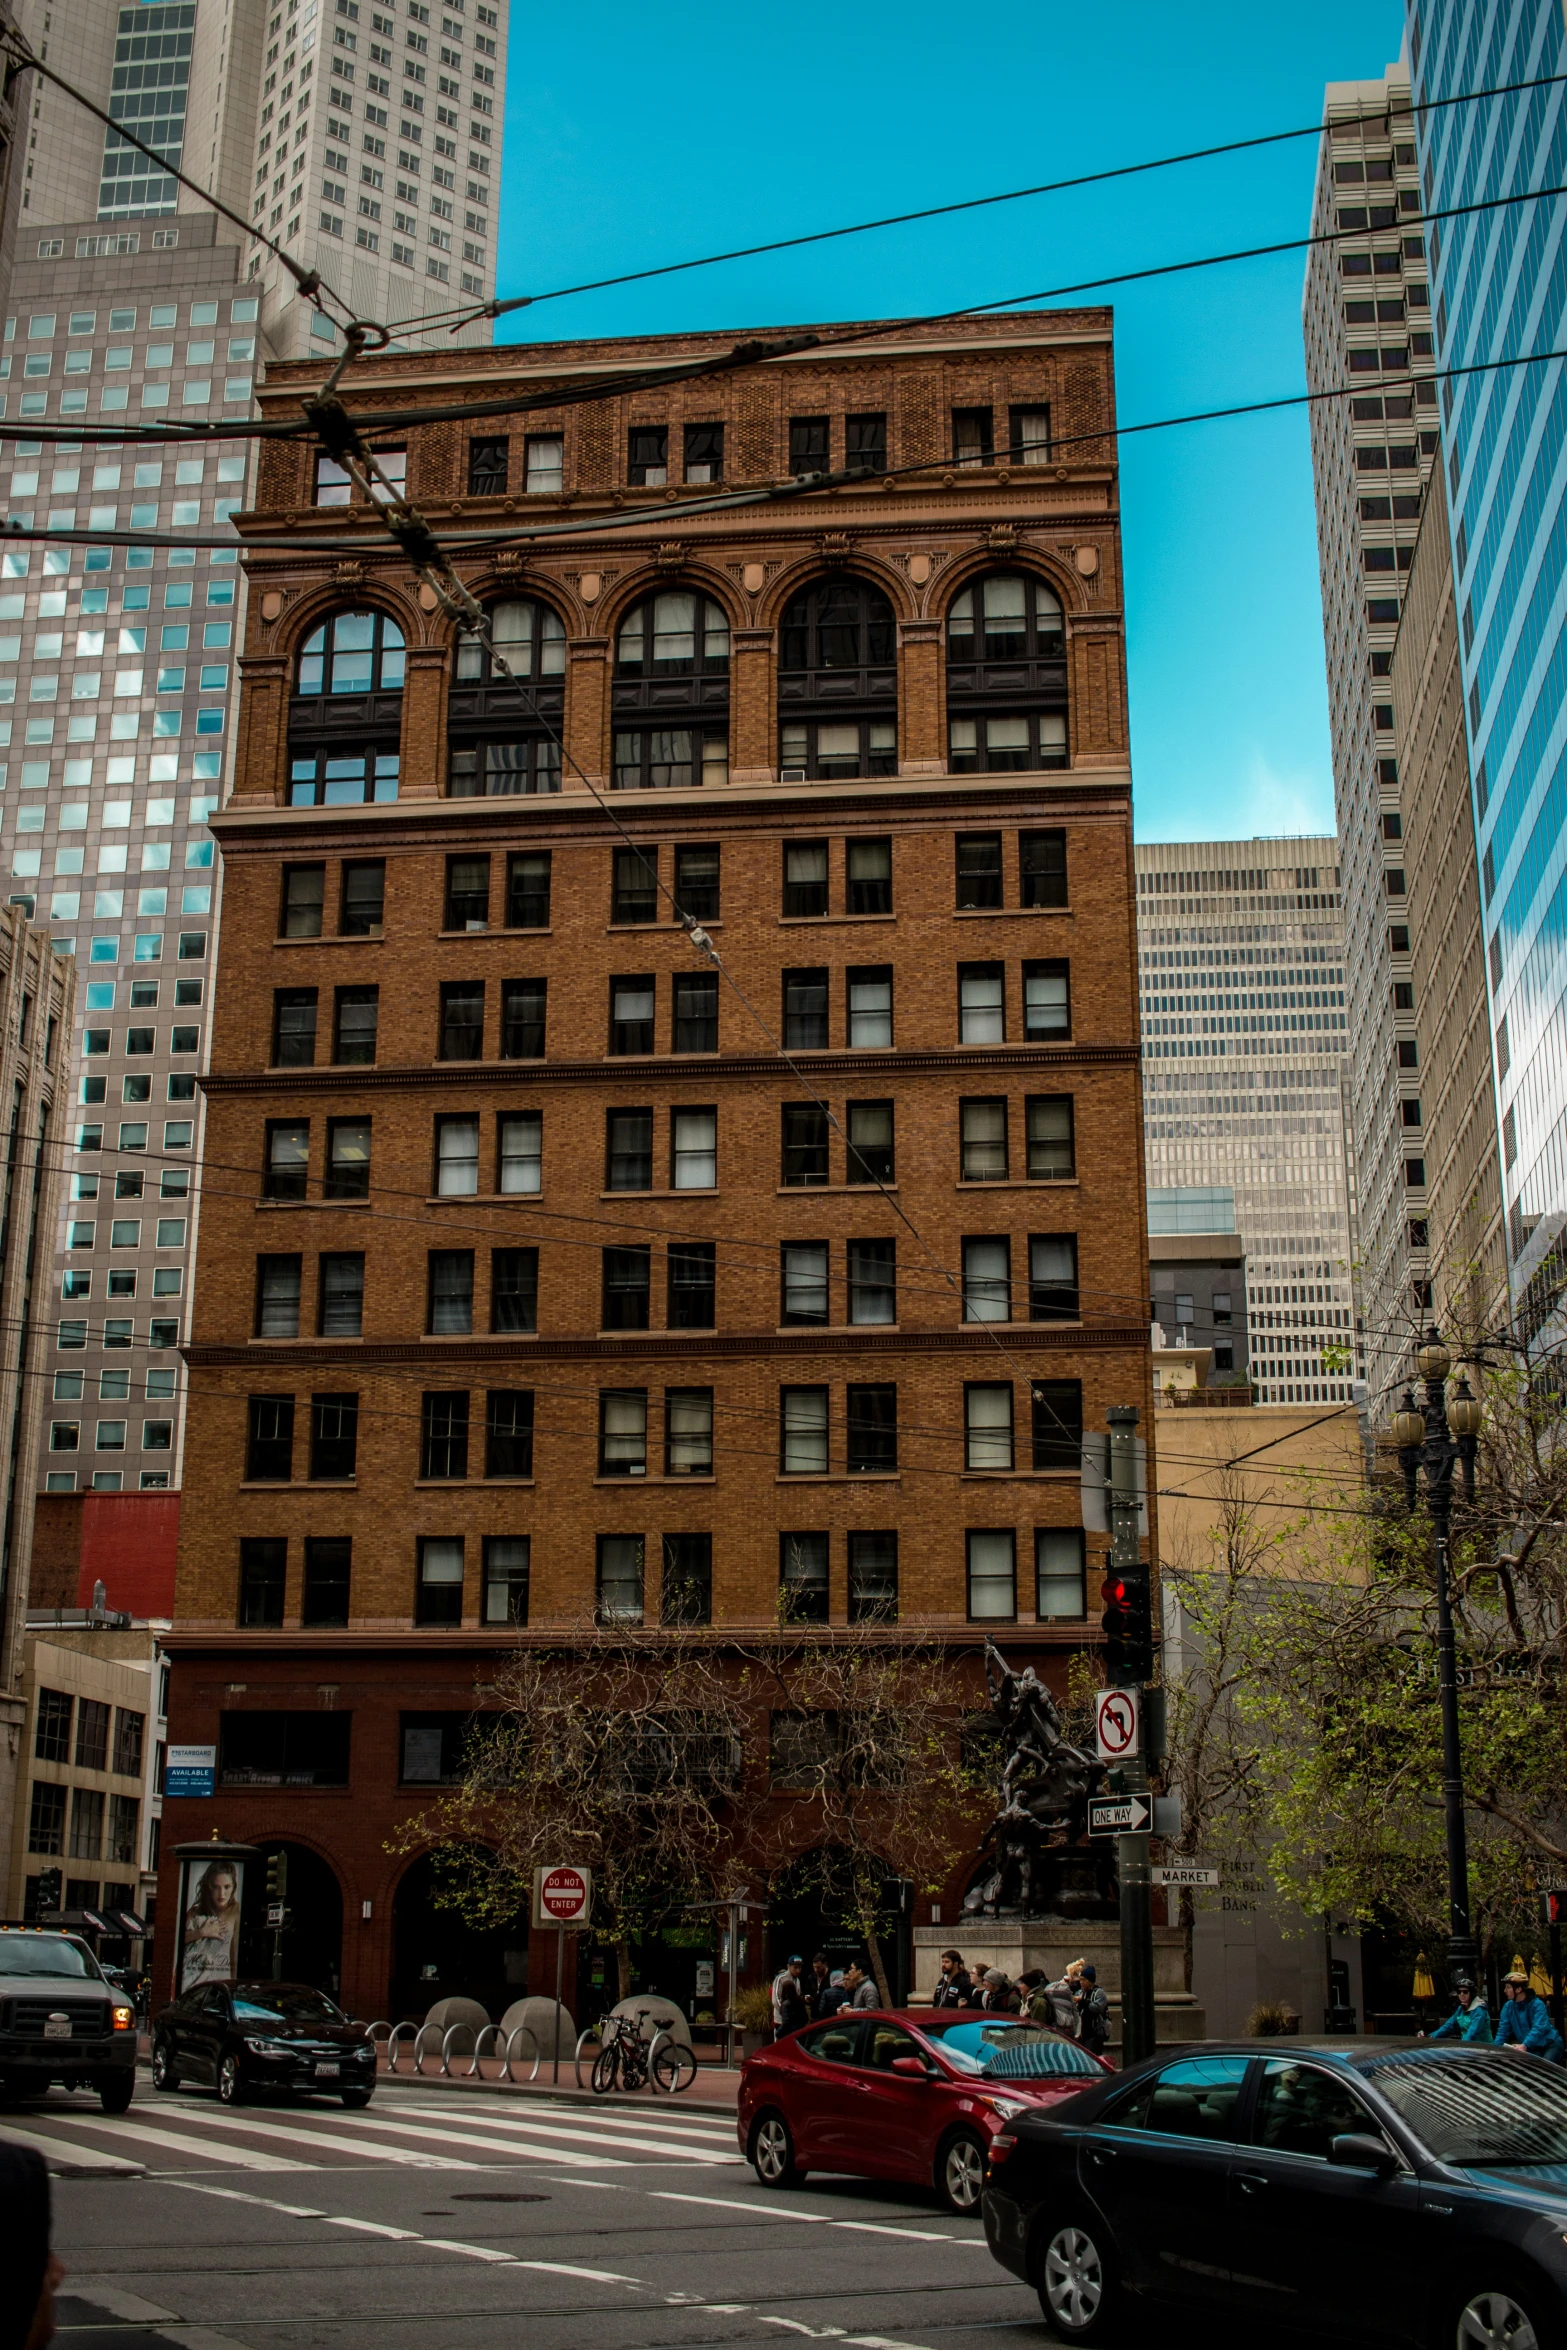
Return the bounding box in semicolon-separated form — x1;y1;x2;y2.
1088;1793;1152;1838
1153;1863;1221;1888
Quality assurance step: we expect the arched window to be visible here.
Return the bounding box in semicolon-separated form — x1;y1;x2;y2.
945;572;1067;773
448;596;567;797
777;577;897;781
612;590;730;790
289;608;405;806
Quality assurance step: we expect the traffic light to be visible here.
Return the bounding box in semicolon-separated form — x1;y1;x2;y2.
1100;1563;1155;1684
266;1850;288;1905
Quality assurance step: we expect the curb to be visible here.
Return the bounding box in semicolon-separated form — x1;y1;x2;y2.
372;2068;740;2119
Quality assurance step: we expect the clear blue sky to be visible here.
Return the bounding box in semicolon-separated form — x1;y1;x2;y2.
494;1;1406;846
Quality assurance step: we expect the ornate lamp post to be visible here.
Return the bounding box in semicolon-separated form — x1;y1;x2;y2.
1393;1329;1483;1985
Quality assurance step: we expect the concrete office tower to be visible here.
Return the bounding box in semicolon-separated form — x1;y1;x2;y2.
1408;2;1567;1322
1303;64;1439;1406
1389;467;1505;1330
1134;841;1358;1404
17;0;508;362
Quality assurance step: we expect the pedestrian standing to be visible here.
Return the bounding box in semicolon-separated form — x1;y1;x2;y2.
981;1968;1022;2015
1495;1969;1566;2061
771;1954;810;2037
1076;1963;1111;2055
809;1952;834;2017
2;2142;61;2350
931;1949;972;2008
842;1961;880;2010
1426;1976;1491;2043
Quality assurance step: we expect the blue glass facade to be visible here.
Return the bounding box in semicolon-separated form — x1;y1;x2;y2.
1410;0;1567;1290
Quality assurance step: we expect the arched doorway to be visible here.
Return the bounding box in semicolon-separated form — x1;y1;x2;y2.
768;1849;911;2005
237;1840;343;1998
390;1851;526;2024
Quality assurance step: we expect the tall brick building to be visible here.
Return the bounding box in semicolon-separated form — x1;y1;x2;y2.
157;312;1153;2019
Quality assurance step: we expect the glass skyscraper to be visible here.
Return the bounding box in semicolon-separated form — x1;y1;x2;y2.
1409;0;1567;1307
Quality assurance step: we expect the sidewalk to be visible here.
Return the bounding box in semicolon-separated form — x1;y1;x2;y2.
369;2048;744;2115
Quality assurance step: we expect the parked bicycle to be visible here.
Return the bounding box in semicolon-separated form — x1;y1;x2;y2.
587;2010;697;2095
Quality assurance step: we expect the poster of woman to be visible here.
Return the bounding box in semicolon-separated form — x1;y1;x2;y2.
179;1858;245;1991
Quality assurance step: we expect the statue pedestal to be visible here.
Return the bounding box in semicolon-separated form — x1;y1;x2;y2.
912;1923;1205;2048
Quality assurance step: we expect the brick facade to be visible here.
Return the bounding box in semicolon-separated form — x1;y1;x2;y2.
158;313;1153;2019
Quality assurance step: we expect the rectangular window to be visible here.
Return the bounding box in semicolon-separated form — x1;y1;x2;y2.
848;1529;897;1622
596;1533;644;1624
500;978;546;1058
498;1113;542;1195
627;426;668;487
665;1386;713;1475
847;837;891;915
672;1106;717;1189
219;1710;351;1787
953;406;993;466
1029;1233;1079;1320
333;985;379;1065
483;1534;530;1624
783;967;829;1048
246;1394;295;1481
112;1707;145;1779
255;1254;302;1338
599;1387;646;1476
1026;1095;1075;1179
783;841;828;919
683;421;723;483
319;1253;365;1337
668;1241;715;1330
963;1236;1011;1322
612;845;659;923
70;1787;105;1860
340;859;385;935
1019;829;1067;907
609;974;655;1054
846;1098;894;1185
308;1391;358;1481
782;1102;828;1186
420;1389;470;1479
960;1097;1007;1181
301;1535;351;1628
790;416;829;472
1032;1379;1083;1471
74;1699;110;1774
662;1530;712;1624
845;411;887;474
35;1691;72;1766
846;965;892;1047
846;1382;896;1471
238;1536;286;1627
467;435;508;495
669;841;723;922
524;434;563;494
435;1115;480;1196
264;1120;309;1200
780;1531;829;1621
956;833;1003;909
781;1242;828;1326
428;1250;474;1334
485;1390;534;1478
324;1117;371;1200
965;1383;1014;1471
1023;959;1070;1040
847;1239;895;1326
1009;405;1051;464
506;849;550;928
959;963;1005;1042
967;1528;1016;1620
439;979;484;1060
781;1385;829;1474
491;1247;538;1333
28;1781;67;1856
281;862;325;937
607;1109;654;1192
602;1246;650;1331
416;1535;465;1627
272;987;317;1066
673;970;718;1052
1036;1527;1086;1618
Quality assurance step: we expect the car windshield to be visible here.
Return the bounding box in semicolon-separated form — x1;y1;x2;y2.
0;1932;100;1980
1363;2050;1567;2165
231;1986;346;2026
924;2019;1100;2078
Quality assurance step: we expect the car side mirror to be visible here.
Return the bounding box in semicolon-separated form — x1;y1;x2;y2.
1328;2132;1397;2172
891;2055;932;2079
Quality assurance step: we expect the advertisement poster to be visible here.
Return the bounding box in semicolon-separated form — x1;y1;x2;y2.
179;1854;245;1991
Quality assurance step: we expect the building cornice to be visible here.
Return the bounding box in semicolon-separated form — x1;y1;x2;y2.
185;1322;1148;1369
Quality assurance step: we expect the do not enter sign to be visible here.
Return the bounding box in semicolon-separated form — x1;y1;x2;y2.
532;1864;593;1929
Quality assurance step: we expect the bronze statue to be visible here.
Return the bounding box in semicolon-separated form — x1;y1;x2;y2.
963;1640;1117;1921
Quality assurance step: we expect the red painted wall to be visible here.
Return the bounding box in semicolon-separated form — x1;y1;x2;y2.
76;1493;180;1619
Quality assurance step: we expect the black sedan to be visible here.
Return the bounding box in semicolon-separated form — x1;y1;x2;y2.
152;1980;377;2107
984;2037;1567;2346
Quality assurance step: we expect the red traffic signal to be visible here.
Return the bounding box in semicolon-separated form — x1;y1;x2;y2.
1099;1564;1154;1684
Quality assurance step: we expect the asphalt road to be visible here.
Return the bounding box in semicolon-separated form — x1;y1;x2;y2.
8;2077;1061;2350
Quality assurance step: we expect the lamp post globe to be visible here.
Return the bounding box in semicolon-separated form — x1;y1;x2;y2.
1417;1328;1453;1387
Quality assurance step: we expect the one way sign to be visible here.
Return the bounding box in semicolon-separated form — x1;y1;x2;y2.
1088;1792;1153;1838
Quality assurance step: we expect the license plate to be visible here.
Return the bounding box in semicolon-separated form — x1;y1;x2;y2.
43;2018;71;2040
314;2061;340;2078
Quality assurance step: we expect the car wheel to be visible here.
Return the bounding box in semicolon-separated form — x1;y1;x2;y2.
936;2128;988;2215
341;2086;374;2109
216;2052;247;2106
1448;2275;1561;2350
750;2110;805;2190
150;2040;179;2092
1036;2211;1121;2343
98;2072;135;2116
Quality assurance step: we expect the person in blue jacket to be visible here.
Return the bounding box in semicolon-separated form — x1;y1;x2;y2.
1427;1977;1492;2042
1495;1969;1566;2061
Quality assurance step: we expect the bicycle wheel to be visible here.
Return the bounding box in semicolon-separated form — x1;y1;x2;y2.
651;2038;697;2095
590;2042;620;2095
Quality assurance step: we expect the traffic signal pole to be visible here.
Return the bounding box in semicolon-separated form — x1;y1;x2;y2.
1108;1404;1156;2066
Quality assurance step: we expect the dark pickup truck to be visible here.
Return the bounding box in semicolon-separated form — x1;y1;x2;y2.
0;1927;137;2110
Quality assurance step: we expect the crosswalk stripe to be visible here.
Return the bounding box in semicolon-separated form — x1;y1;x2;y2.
100;2105;480;2169
379;2104;741;2164
43;2115;310;2172
0;2119;144;2173
388;2096;738;2141
280;2107;633;2171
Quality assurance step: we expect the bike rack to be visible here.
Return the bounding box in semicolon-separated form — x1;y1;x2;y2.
459;2022;506;2080
647;2028;697;2093
573;2023;602;2091
503;2024;541;2084
384;2021;418;2074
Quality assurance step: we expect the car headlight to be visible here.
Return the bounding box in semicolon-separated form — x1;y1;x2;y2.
243;2037;293;2058
985;2096;1029;2122
112;2004;135;2031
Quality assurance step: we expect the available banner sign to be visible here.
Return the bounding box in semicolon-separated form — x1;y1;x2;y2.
165;1744;217;1798
178;1854;245;1992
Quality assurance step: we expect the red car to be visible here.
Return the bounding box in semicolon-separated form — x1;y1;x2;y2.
738;2009;1114;2214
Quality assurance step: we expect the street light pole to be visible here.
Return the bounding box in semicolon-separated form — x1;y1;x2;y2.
1394;1330;1482;1987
